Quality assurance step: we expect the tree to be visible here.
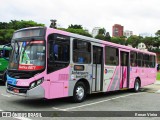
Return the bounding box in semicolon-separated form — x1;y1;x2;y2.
126;35;142;48
152;37;160;48
0;22;8;29
68;24;83;29
155;30;160;37
95;28;110;41
59;24;92;37
66;28;92;37
95;34;106;40
98;28;106;35
0;20;45;44
1;20;45;30
0;29;14;45
105;32;111;41
143;37;154;49
111;37;125;45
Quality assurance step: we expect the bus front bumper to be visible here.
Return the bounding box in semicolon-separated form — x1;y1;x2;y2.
6;84;45;98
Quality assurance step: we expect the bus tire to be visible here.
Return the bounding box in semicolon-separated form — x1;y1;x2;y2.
2;72;7;85
72;82;87;103
134;79;140;92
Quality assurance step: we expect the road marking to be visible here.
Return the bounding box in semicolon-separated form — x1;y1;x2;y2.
52;92;143;111
52;107;67;111
1;93;12;97
15;117;32;120
156;90;160;93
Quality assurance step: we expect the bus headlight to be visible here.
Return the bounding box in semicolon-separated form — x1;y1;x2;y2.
30;77;44;89
30;82;36;89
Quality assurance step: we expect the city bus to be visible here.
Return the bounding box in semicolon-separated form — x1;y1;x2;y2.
6;27;156;102
0;45;11;83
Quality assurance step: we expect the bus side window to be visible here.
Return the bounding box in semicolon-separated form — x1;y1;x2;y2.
78;56;84;63
53;44;58;60
110;56;116;65
105;46;119;66
73;39;91;64
130;51;137;67
150;55;156;68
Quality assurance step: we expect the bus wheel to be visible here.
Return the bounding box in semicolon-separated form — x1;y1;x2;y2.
72;82;86;103
2;73;7;85
134;79;140;92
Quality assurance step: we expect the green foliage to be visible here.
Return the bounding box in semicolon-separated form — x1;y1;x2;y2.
68;24;83;29
58;24;92;37
153;37;160;48
105;32;111;41
126;35;142;48
0;20;45;44
149;48;160;52
155;30;160;37
98;28;106;35
111;37;125;45
0;20;44;30
95;28;111;41
143;37;154;49
0;29;14;45
157;72;160;80
66;28;92;37
95;34;106;40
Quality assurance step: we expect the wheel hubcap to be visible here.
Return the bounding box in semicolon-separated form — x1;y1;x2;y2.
76;86;84;100
135;82;139;90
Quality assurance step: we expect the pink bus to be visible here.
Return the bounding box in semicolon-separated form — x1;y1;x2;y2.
6;27;157;102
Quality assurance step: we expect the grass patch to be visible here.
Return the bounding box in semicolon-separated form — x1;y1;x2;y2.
156;72;160;80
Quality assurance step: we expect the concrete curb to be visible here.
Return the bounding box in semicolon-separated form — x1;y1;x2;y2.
155;81;160;85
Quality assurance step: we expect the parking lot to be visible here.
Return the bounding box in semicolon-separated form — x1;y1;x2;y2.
0;81;160;120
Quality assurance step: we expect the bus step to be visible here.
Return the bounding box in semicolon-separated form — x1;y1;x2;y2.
91;91;102;93
120;88;128;90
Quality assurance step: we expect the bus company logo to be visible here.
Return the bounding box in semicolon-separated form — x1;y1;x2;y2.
105;69;114;74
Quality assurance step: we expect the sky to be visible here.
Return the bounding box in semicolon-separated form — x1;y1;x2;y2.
0;0;160;36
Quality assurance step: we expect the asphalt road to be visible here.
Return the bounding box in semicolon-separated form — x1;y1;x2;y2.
0;81;160;120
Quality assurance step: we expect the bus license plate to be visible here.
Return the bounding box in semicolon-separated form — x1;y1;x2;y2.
13;89;19;93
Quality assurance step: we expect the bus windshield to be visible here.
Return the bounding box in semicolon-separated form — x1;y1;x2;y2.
8;40;45;71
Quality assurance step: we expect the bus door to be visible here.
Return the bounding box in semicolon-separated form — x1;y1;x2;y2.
120;50;130;89
92;46;103;92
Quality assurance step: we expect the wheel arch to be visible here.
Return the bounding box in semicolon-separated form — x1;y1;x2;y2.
75;78;90;94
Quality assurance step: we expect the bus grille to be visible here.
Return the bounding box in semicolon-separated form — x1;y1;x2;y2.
7;84;29;94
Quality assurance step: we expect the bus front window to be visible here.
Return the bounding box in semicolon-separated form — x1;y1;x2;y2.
8;41;45;71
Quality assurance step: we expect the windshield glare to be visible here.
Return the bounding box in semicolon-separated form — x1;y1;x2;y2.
9;41;45;71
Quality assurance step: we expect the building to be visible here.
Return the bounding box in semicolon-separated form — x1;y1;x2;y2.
92;27;101;37
124;30;133;38
137;42;147;51
112;24;124;37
